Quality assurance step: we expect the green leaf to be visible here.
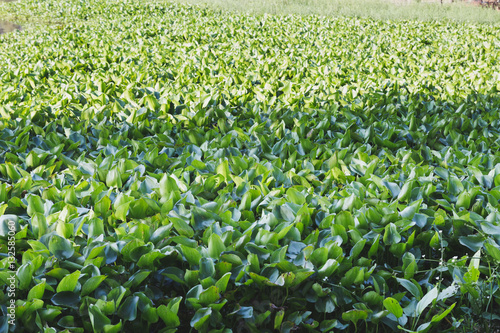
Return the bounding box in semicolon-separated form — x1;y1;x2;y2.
124;270;151;288
27;280;46;301
431;303;456;323
167;296;182;313
145;95;160;111
121;239;144;261
215;272;231;294
170;216;194;238
459;235;485;252
88;218;104;239
31;213;48;239
200;257;215;279
397;278;421;299
342;309;368;325
274;309;285;330
48;235;74;260
456;191;472;210
216;160;230;180
208;233;226;258
291;270;315;287
106;168;122;188
286;188;306;205
143;306;159;324
416;287;438;316
362;291;383;306
103;322;122;333
162;267;186;285
95;195;111;217
89;304;111;332
397;180;414;202
310;247;328;267
137;250;165;268
160;175;180;197
469;249;481;271
199;285;220;305
158;304;180;328
368;234;380;258
129;198;149;218
399;200;420;219
114;202;130;222
180;244;202;266
57;271;81;292
190;307;212;329
27;195;44;217
382;181;400;198
335;211;354;228
383;297;403;318
318;259;339;279
236;306;253;319
150;224;172;244
350;238;366;259
5;163;21;182
433;286;454;307
81;276;107;296
429;231;440;249
434;167;449;181
383;223;401;245
341;266;364;286
320;319;338;332
192;206;219;231
17;262;33;290
480;222;500;236
484;241;500;262
117;296;139;321
51;292;80;308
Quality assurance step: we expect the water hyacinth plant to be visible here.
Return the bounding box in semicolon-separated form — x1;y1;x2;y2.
0;0;500;332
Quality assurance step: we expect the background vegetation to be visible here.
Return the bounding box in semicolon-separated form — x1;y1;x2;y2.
171;0;500;23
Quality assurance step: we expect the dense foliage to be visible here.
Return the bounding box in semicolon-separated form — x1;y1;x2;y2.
1;0;500;332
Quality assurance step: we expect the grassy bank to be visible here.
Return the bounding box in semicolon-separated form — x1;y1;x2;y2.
172;0;500;23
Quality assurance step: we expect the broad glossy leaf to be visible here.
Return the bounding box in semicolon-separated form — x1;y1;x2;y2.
117;296;139;321
57;271;80;292
208;233;226;258
190;307;212;329
416;287;438;316
383;223;401;245
27;281;46;301
342;309;368;324
27;195;44;217
51;292;80;308
81;276;107;296
48;235;74;260
384;297;403;318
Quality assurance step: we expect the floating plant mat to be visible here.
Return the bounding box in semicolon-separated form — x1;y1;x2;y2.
0;0;500;332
